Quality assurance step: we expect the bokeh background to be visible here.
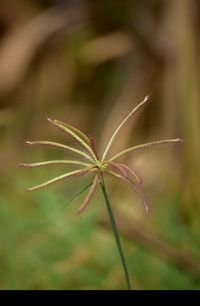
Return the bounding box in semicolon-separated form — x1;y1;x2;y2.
0;0;200;290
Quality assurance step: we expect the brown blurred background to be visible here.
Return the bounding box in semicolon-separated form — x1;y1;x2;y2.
0;0;200;289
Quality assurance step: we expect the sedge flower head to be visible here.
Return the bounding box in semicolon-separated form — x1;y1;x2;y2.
20;96;182;214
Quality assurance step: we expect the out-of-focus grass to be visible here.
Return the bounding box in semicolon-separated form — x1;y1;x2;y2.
0;165;199;290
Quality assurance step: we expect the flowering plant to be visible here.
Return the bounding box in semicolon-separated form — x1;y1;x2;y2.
20;96;182;289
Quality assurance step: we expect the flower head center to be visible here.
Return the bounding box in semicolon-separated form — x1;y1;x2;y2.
95;160;108;171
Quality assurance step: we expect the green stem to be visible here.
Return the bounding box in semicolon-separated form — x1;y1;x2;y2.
100;177;132;290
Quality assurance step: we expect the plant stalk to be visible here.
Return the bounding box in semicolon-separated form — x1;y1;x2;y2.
100;177;132;290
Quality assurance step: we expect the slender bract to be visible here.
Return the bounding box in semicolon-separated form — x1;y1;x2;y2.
20;160;91;168
102;95;149;162
26;140;94;162
27;167;93;191
77;174;99;213
106;169;149;214
109;161;142;184
52;119;91;144
60;183;93;211
109;138;183;162
48;118;97;161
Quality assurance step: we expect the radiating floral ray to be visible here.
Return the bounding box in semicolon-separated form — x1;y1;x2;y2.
109;161;128;177
48;118;97;161
116;162;142;184
102;95;149;162
27;167;93;192
77;174;99;213
52;119;90;144
109;161;142;184
107;169;149;214
109;138;183;162
20;160;91;168
26;140;94;162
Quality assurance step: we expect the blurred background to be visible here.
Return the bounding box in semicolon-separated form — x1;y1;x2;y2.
0;0;200;290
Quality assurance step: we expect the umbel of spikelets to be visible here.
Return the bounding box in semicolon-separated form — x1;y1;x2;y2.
20;96;182;214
